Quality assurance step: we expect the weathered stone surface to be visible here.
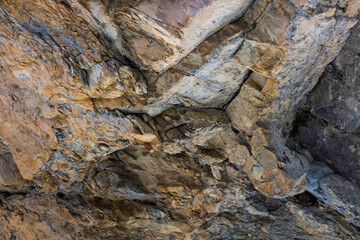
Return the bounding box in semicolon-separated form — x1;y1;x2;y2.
223;0;359;200
107;0;253;73
0;0;151;181
0;143;24;185
316;174;360;226
288;14;360;228
0;0;359;238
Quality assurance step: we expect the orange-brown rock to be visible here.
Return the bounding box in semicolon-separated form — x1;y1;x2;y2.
0;0;360;238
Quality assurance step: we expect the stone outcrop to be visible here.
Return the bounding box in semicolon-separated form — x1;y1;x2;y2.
0;0;359;239
289;15;360;227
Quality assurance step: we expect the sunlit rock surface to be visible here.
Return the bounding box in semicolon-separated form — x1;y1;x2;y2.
0;0;359;239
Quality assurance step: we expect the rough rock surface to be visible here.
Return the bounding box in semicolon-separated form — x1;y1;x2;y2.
289;15;360;227
0;0;359;239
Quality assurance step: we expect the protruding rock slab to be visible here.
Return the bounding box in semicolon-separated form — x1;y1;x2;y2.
225;0;359;199
110;0;253;72
308;174;360;227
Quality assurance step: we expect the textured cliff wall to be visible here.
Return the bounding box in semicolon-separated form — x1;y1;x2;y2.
289;14;360;228
0;0;359;239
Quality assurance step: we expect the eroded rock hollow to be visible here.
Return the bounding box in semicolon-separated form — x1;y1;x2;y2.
0;0;359;239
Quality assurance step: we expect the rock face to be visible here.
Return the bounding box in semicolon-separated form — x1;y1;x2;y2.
0;0;359;239
289;15;360;227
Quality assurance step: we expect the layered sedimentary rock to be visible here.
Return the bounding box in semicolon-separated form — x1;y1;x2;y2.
0;0;359;239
